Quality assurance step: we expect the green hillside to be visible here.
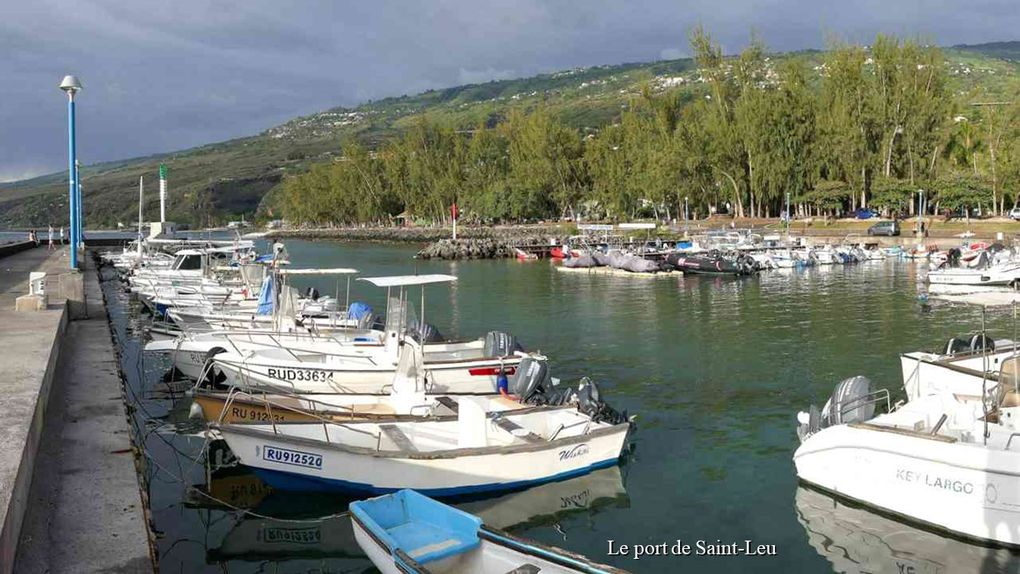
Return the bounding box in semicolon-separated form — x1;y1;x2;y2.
2;41;1018;228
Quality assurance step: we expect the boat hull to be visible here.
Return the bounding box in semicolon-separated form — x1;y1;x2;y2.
213;354;520;395
794;424;1020;547
218;423;630;496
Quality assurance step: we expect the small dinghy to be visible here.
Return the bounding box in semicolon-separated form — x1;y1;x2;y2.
350;489;629;574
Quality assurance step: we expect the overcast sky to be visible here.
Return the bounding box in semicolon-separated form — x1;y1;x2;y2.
1;0;1017;182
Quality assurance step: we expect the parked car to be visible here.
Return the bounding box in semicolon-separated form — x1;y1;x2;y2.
855;208;878;220
867;220;900;236
1010;207;1020;221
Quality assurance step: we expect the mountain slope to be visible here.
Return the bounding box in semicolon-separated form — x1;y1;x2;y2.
2;43;1018;228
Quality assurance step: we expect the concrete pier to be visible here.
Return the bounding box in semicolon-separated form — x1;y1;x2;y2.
0;246;154;573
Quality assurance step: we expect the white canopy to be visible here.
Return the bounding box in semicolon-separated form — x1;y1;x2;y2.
358;274;457;287
934;292;1020;307
618;222;657;230
278;268;358;276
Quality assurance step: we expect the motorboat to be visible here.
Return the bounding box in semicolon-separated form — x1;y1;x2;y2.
794;375;1020;547
350;489;629;574
213;400;631;495
209;275;528;394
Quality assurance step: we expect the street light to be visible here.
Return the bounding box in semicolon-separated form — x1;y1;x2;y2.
59;75;82;269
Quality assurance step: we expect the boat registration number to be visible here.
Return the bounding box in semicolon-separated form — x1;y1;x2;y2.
266;367;334;383
262;445;323;469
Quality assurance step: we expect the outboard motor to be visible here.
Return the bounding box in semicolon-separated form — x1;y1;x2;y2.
408;320;444;343
510;356;551;402
798;376;875;442
947;248;962;268
484;331;521;357
823;375;876;427
305;287;320;301
943;336;971;356
970;333;995;353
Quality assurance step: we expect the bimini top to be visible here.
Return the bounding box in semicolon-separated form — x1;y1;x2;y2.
934;292;1020;307
278;268;359;276
358;274;457;288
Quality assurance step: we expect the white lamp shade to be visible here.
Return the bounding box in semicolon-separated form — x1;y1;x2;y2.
59;75;83;92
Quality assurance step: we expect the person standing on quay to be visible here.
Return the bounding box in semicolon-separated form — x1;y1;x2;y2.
47;225;54;251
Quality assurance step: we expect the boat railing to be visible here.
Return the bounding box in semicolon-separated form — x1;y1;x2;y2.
221;388;384;445
547;417;591;442
836;388;892;420
1006;432;1020;450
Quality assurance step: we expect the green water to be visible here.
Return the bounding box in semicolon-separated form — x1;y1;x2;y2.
101;240;1020;573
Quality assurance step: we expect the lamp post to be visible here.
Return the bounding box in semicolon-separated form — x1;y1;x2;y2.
683;196;689;237
60;75;82;269
76;159;83;249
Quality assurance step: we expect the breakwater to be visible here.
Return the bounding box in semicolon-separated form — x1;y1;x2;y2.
267;225;565;260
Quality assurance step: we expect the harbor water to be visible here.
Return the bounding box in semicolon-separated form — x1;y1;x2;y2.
100;239;1020;573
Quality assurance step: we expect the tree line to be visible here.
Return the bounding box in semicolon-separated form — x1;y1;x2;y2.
277;29;1020;226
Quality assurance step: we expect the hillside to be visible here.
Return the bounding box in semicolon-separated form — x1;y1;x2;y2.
2;42;1018;228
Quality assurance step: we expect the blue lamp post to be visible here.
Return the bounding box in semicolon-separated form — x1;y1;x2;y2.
60;75;82;269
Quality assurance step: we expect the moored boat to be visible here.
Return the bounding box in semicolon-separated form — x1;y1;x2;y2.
349;489;630;574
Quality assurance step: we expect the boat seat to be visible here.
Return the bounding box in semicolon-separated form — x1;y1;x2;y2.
389;521;477;563
491;416;543;443
380;424;418;452
505;565;541;574
1003;391;1020;408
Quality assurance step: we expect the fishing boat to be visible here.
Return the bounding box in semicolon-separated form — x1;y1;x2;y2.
350;489;629;574
210;275;528;394
212;392;631;495
794;375;1020;547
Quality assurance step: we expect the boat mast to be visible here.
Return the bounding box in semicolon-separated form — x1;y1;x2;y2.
137;176;144;262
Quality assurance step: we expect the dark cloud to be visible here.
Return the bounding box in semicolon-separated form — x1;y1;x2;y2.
0;0;1016;181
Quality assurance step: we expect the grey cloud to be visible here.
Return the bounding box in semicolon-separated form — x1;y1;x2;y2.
0;0;1017;181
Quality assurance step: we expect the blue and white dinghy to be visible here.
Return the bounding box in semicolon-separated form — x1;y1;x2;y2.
350;489;629;574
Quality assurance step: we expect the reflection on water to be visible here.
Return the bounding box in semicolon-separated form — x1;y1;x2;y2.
796;486;1019;574
99;242;1020;573
201;465;628;565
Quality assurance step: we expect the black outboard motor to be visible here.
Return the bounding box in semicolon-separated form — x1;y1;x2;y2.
408;320;444;343
510;356;551;402
484;331;521;357
970;333;995;353
946;248;962;268
943;336;971;355
306;287;320;301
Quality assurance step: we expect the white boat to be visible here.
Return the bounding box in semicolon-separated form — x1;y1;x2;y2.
210;275;528;394
213;400;631;495
794;376;1020;547
350;489;629;574
927;261;1020;286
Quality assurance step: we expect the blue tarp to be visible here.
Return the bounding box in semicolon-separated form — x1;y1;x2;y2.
347;301;373;321
256;275;274;315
